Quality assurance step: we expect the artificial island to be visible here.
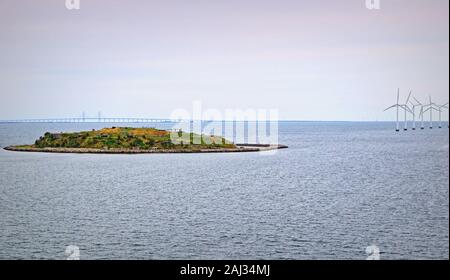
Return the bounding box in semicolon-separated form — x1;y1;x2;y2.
4;127;287;154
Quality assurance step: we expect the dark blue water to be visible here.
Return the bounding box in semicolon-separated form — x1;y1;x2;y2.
0;122;448;260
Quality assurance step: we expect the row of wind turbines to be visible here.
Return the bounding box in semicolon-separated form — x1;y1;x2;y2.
384;89;449;132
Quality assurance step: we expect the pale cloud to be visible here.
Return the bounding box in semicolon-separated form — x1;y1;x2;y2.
0;0;448;121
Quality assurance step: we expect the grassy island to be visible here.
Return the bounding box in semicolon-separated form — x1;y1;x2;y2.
26;127;235;150
4;127;287;154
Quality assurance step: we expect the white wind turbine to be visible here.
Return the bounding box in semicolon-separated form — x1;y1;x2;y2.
412;97;425;130
401;91;413;131
422;96;439;129
436;102;449;128
408;92;421;130
384;89;412;132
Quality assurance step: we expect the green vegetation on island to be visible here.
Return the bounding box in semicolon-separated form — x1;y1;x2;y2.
21;127;236;151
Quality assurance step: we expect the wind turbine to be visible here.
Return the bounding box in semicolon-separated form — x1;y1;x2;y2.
384;89;412;132
422;96;439;129
436;103;449;128
413;97;425;130
401;91;413;131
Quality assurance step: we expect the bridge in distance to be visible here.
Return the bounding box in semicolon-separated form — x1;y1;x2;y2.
0;118;185;123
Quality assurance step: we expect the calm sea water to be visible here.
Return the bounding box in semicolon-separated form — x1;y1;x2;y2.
0;122;448;260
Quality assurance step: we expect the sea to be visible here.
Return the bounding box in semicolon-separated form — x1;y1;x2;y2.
0;121;448;260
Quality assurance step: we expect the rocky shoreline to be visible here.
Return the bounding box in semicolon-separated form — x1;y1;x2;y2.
3;144;288;154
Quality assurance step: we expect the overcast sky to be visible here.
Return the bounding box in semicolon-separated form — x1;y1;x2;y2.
0;0;448;121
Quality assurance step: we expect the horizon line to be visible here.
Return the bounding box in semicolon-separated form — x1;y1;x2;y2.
1;118;448;124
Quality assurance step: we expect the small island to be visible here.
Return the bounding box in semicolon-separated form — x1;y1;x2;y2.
4;127;288;154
